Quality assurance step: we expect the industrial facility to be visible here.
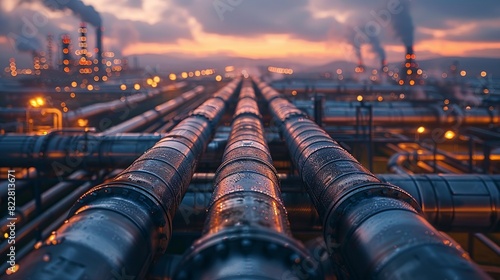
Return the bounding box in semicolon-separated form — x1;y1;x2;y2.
1;0;500;279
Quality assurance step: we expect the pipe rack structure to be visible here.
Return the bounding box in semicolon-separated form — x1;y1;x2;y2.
12;79;240;279
255;79;490;279
174;81;322;279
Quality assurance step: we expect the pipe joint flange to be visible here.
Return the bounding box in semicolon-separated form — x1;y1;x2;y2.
174;227;323;280
323;182;421;247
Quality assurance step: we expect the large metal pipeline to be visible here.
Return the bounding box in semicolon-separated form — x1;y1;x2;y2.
323;104;498;126
101;85;204;135
256;80;490;279
175;174;500;233
11;78;240;279
174;81;321;279
65;81;187;122
0;134;162;169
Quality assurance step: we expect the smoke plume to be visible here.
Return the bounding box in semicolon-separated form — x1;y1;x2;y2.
42;0;101;27
391;0;414;46
368;34;386;64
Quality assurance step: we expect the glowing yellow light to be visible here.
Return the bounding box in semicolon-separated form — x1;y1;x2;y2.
146;78;153;85
444;130;455;140
225;66;235;72
460;70;466;77
215;75;222;82
181;72;188;79
417;69;423;75
291;90;297;96
481;71;487;77
120;84;127;90
417;126;425;134
444;99;450;105
93;76;99;82
356;95;363;102
102;76;108;82
153;76;160;83
134;83;141;90
63;107;69;112
195;70;201;77
87;85;94;91
377;96;383;102
443;106;449;111
71;81;77;87
398;80;404;85
29;99;38;107
77;119;88;127
36;97;45;106
169;73;177;81
407;69;412;75
409;80;415;86
3;233;8;239
70;92;76;98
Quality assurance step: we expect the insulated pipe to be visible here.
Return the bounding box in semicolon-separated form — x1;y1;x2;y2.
176;174;500;233
174;81;322;279
101;86;204;135
13;78;240;280
256;80;490;280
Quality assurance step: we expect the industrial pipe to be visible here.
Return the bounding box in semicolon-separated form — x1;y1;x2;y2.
0;133;162;169
323;105;499;126
175;174;500;233
256;79;490;279
101;85;204;135
174;81;322;279
12;78;240;279
65;81;187;122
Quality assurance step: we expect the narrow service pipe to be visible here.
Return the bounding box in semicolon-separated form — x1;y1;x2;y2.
256;79;490;280
12;79;240;280
174;81;322;279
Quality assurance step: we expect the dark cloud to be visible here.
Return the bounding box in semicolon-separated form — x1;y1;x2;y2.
102;10;192;49
174;0;340;42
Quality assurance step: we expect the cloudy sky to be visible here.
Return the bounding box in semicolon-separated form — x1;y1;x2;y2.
1;0;500;67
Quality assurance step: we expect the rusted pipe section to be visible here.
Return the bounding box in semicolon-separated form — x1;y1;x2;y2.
12;79;240;280
174;81;322;279
256;79;490;280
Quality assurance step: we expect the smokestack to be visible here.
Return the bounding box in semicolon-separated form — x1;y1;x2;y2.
355;58;365;73
405;46;416;69
381;59;388;73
